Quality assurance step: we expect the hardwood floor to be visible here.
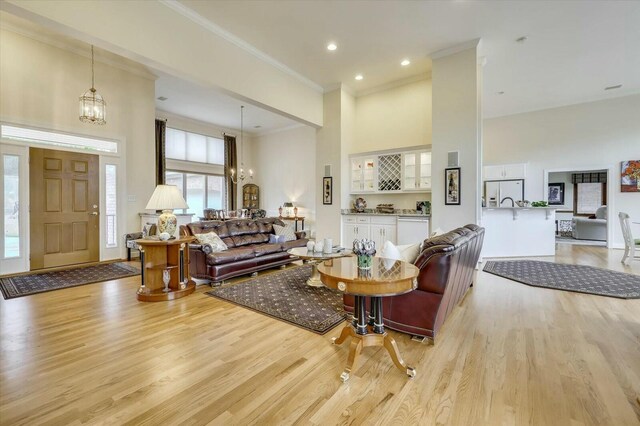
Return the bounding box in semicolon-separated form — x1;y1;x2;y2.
1;245;639;425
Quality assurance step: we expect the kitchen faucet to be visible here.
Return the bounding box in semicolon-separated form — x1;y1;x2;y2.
500;197;515;207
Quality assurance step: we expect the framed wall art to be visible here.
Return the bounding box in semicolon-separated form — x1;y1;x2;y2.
621;160;640;192
547;182;565;205
445;167;461;205
323;177;333;205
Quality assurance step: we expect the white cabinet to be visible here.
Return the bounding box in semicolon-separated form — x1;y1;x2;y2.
342;215;396;248
350;156;376;192
342;216;370;246
370;216;397;249
402;150;431;190
350;147;431;194
483;163;526;180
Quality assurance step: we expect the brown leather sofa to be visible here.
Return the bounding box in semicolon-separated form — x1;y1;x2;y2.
180;217;308;285
344;224;484;341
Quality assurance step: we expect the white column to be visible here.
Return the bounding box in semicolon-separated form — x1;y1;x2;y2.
431;40;483;232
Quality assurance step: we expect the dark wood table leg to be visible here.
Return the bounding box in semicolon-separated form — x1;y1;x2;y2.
372;296;384;334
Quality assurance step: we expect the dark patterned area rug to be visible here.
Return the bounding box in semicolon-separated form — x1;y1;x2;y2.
0;262;140;300
484;260;640;299
205;264;346;334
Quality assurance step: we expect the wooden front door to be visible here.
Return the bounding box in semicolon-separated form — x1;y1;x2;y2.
29;148;100;270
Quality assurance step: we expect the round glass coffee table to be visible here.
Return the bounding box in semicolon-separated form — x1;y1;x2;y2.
317;256;419;382
287;247;351;287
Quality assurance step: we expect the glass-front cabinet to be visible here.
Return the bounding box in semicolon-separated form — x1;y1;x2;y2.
350;148;431;194
402;150;431;191
351;156;376;193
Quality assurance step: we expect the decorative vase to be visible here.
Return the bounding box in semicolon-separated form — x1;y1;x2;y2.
294;206;298;217
323;238;333;254
162;269;171;293
278;206;283;217
357;254;372;270
307;241;315;252
314;241;324;253
158;209;177;236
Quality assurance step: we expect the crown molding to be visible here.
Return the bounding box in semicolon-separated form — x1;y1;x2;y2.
254;122;307;138
159;0;323;94
0;20;158;81
430;38;481;60
355;72;431;97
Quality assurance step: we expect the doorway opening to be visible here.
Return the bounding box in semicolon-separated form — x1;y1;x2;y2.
547;169;610;247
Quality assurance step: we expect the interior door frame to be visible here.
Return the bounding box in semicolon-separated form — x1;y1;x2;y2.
543;165;615;249
0;126;126;274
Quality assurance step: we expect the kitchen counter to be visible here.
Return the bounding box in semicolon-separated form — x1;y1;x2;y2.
481;207;556;257
341;209;430;217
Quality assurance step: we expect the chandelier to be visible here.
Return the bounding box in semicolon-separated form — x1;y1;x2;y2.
230;105;254;184
79;45;106;125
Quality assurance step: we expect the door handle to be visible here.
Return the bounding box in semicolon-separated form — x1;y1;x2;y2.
90;212;99;216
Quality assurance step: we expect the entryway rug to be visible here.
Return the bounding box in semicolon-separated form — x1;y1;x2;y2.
483;260;640;299
0;262;140;300
205;264;346;334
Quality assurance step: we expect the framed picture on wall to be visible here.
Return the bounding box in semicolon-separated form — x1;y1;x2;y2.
323;177;333;205
548;182;565;205
445;167;461;205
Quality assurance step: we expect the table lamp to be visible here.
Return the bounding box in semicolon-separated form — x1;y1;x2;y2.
283;202;294;217
145;184;189;236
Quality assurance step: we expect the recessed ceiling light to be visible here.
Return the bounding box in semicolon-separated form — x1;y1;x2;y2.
327;42;337;51
497;91;505;95
516;36;528;43
254;125;262;129
355;74;363;81
401;59;411;66
157;96;168;101
604;84;622;91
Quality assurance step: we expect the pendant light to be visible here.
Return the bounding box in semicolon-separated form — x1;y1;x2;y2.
79;45;106;125
230;105;254;183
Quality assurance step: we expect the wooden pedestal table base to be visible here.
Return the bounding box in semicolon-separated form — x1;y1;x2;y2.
317;257;419;382
332;318;415;382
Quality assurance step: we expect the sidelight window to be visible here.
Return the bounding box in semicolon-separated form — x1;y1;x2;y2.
3;155;19;258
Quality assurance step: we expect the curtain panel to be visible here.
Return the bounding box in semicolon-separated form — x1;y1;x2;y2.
155;119;166;185
224;134;237;210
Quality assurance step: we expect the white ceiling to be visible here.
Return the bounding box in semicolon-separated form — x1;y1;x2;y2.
3;2;639;130
155;73;302;135
179;0;640;118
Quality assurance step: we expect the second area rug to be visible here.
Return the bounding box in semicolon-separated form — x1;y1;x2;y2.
483;260;640;299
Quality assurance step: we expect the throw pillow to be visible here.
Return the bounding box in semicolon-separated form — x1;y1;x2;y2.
194;231;228;252
273;224;296;242
269;234;286;244
379;240;421;264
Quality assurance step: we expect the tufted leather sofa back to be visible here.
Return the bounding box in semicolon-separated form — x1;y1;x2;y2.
184;217;286;248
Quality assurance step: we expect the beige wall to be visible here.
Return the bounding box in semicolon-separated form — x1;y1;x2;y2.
346;78;432;210
253;125;316;230
484;94;640;247
4;0;323;127
354;78;431;153
0;28;156;254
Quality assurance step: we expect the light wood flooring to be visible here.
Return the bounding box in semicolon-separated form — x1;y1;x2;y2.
1;245;639;425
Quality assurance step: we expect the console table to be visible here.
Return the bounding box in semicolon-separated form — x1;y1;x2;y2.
318;256;419;382
135;236;196;302
280;216;305;232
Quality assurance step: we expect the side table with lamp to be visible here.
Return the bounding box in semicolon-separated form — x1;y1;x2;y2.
136;185;195;301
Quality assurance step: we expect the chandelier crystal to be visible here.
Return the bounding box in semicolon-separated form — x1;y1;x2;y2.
79;45;106;125
230;105;254;184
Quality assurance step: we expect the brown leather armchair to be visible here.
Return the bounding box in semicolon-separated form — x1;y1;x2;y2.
344;224;484;341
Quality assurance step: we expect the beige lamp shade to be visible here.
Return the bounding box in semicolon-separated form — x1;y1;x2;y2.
145;185;189;211
145;185;188;236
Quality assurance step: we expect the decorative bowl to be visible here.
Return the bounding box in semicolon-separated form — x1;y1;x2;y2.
354;197;367;212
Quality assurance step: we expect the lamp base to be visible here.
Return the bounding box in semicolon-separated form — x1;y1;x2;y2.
158;209;177;236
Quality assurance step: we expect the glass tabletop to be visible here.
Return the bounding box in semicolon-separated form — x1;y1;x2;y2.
288;246;350;260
